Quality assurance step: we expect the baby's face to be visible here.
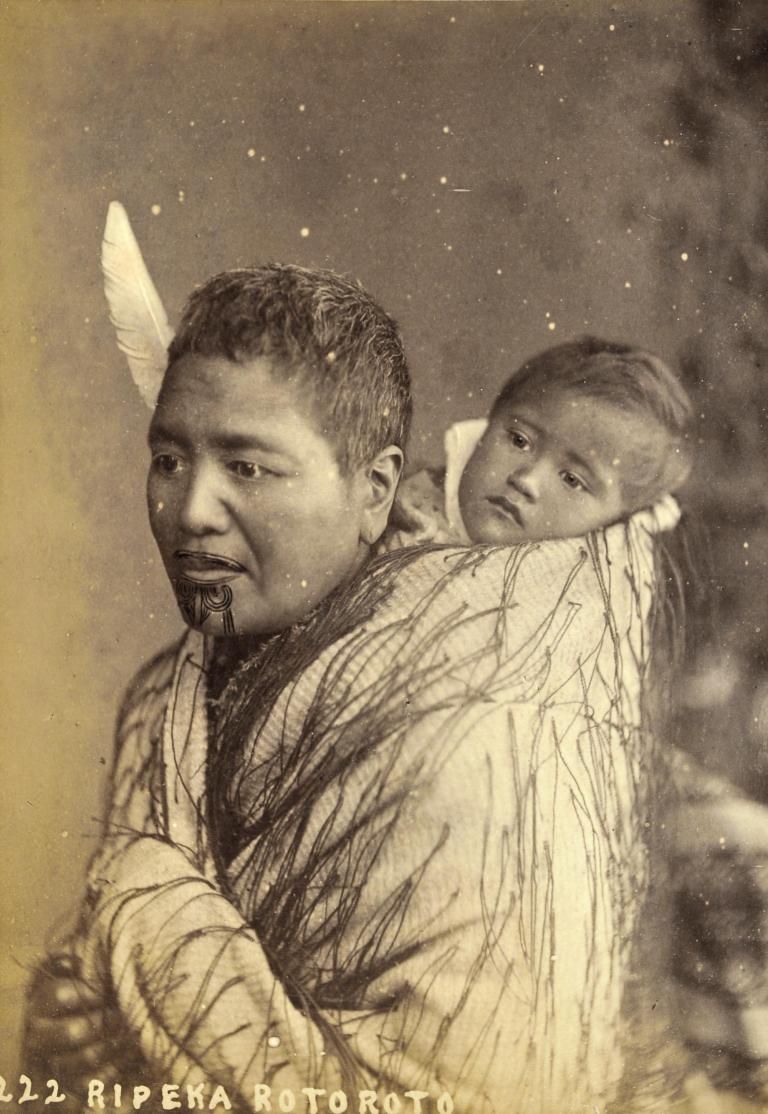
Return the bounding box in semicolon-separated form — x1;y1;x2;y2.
458;390;653;544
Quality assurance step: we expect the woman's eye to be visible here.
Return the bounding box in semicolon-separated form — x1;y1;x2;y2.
509;430;530;450
152;453;182;475
228;460;269;479
561;470;586;492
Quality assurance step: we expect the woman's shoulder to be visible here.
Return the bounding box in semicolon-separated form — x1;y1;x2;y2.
372;535;588;616
116;635;188;740
333;541;598;700
361;509;664;683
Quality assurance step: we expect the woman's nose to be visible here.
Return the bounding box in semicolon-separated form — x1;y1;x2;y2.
178;466;230;536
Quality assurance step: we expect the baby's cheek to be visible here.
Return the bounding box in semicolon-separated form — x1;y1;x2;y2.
463;505;503;545
457;497;481;541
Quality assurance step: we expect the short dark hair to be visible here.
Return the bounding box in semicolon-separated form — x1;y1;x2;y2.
491;335;693;506
167;264;412;471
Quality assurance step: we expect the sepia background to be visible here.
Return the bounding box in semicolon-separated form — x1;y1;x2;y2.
1;0;766;1070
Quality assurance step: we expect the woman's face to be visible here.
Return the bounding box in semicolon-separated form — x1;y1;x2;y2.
147;353;373;638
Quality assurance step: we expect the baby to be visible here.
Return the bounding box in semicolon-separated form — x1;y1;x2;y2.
388;338;768;1106
384;335;693;550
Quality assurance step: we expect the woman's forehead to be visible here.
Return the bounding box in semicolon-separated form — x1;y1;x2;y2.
150;352;328;458
155;353;308;421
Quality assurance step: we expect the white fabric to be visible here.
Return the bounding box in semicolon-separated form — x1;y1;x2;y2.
442;417;488;540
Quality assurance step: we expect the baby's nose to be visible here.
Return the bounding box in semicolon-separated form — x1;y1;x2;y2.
507;466;537;501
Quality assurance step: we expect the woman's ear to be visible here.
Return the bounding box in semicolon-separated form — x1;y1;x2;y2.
662;438;693;493
359;445;404;545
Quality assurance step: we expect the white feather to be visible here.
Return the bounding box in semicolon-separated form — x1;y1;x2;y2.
101;201;173;409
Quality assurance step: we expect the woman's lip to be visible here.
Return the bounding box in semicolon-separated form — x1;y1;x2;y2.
487;495;524;526
173;549;247;572
175;570;241;585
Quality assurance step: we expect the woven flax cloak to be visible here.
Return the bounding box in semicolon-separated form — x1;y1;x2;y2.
78;513;675;1113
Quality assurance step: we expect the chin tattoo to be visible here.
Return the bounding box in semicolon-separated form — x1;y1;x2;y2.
173;578;236;636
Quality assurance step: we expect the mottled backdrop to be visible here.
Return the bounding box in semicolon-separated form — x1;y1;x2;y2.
2;0;767;1069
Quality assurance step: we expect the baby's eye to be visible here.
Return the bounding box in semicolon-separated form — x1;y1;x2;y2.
152;453;182;475
227;460;272;480
508;430;531;451
560;470;586;492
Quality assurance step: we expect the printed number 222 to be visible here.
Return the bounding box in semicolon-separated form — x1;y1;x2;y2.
0;1076;66;1103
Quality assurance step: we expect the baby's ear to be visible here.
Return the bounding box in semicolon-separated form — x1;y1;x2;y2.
661;437;693;493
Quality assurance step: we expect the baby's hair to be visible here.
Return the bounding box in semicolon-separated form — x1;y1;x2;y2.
167;264;412;472
491;335;693;508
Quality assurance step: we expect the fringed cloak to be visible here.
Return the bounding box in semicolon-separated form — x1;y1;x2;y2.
77;512;686;1113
